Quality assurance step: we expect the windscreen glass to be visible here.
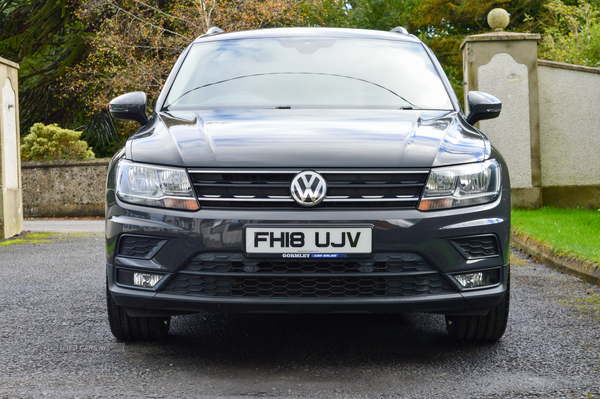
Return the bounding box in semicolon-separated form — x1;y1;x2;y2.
164;38;453;110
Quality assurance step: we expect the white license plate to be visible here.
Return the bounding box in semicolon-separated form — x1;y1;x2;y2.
245;226;372;255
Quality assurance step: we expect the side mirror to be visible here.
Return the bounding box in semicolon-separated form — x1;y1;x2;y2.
109;92;149;126
465;91;501;125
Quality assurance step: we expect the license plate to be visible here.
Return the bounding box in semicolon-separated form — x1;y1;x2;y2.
245;226;372;256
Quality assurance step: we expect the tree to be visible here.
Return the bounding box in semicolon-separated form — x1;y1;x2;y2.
300;0;349;27
0;0;90;133
67;0;305;113
539;0;600;67
347;0;416;31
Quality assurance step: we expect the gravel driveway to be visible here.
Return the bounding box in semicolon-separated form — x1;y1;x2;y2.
1;233;598;398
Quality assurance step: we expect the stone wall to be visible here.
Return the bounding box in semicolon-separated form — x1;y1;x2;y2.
538;60;600;186
21;159;110;217
536;60;600;209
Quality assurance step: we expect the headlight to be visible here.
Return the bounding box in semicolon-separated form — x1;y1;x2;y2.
116;160;199;210
418;160;501;211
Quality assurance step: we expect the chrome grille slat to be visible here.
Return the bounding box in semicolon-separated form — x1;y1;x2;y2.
193;183;290;187
198;197;295;202
325;197;419;202
321;183;424;188
188;169;429;174
188;169;429;209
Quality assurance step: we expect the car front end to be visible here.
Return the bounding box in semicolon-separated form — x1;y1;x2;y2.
105;27;511;342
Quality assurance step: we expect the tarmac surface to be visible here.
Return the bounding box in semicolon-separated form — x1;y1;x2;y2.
23;218;105;233
0;222;599;398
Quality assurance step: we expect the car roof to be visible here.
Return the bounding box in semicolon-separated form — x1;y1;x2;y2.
193;27;422;44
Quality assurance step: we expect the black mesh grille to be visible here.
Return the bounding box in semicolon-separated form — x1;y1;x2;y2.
162;274;452;298
183;253;433;274
450;235;500;259
117;235;168;259
188;170;428;209
160;253;455;298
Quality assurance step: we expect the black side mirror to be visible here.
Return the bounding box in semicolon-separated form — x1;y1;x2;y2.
465;91;502;125
109;92;149;126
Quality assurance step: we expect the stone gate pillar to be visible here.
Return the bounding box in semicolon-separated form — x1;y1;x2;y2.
0;57;23;239
461;10;541;208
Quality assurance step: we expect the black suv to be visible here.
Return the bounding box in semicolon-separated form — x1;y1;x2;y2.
105;27;510;342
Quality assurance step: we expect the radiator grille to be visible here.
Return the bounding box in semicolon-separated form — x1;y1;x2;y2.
187;169;429;209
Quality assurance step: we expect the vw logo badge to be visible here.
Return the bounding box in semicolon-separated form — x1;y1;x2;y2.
291;171;327;206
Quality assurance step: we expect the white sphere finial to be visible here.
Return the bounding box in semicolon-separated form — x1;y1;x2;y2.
488;8;510;31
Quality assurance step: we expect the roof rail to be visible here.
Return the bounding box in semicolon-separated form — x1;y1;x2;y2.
197;26;224;39
206;26;224;35
390;26;408;34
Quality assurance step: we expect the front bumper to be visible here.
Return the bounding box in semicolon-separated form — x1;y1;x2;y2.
106;189;511;316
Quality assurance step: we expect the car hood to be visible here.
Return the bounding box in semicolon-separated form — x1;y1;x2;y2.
128;109;490;168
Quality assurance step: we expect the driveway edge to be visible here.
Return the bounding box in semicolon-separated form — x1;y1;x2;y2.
511;232;600;286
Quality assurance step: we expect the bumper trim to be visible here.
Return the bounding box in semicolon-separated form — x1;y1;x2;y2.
108;263;509;316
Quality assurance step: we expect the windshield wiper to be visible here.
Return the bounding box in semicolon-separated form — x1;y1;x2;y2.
163;72;420;109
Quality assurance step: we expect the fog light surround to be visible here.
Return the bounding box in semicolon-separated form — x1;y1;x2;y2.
453;269;499;288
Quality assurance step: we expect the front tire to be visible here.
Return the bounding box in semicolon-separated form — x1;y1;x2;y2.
106;282;170;341
445;285;509;342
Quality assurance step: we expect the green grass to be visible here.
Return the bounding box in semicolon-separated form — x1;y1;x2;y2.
0;231;101;247
512;207;600;264
0;232;54;246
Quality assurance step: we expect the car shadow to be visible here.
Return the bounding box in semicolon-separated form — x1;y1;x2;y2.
120;312;503;370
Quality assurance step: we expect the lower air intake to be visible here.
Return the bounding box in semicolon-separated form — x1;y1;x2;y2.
449;235;500;259
160;253;455;298
117;235;168;259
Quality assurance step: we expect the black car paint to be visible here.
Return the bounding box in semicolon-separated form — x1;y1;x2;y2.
106;27;510;318
126;110;489;168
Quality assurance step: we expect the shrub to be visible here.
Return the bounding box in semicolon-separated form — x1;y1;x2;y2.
21;123;95;162
539;0;600;68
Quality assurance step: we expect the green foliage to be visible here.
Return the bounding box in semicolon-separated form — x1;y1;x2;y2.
69;0;304;112
347;0;417;31
538;0;600;67
512;207;600;264
300;0;349;27
2;0;307;158
79;108;129;158
0;0;91;134
21;123;95;162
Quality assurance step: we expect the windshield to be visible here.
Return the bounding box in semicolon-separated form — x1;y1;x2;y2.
163;37;454;110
